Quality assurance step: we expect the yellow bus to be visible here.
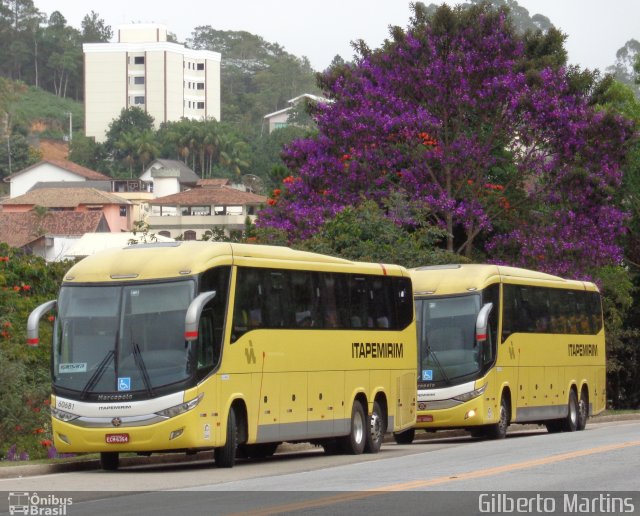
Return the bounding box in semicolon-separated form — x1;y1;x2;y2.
393;264;606;444
27;242;416;470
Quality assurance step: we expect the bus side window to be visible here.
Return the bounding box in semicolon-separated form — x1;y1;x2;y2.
263;270;288;328
502;284;515;340
349;276;371;328
291;271;319;327
232;267;263;341
370;278;393;329
319;273;340;328
393;277;413;330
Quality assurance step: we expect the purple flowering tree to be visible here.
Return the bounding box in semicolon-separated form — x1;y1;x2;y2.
258;3;635;277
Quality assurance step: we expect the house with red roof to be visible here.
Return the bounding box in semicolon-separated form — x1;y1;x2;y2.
0;211;109;261
3;159;112;198
1;187;133;232
148;185;266;239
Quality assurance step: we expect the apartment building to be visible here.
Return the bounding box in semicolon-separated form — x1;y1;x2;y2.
83;24;221;142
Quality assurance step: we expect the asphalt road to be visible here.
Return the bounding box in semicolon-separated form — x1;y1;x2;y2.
1;418;639;515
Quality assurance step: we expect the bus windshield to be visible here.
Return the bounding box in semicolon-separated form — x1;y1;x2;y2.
416;294;481;385
53;281;195;396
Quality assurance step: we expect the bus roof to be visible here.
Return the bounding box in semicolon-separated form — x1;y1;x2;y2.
410;264;597;296
62;241;407;283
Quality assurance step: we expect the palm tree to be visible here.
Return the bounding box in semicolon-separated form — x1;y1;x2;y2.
115;131;138;177
135;130;159;173
220;137;250;177
202;122;220;178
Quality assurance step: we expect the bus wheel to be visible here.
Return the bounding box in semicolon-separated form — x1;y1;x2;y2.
562;390;579;432
100;452;119;471
215;408;238;468
340;401;367;454
365;400;385;454
393;428;415;444
487;397;509;439
577;390;588;431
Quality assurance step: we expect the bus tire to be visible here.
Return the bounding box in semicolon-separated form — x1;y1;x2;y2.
100;452;119;471
364;400;385;454
215;408;238;468
340;401;367;454
486;396;509;439
393;428;415;444
577;390;588;431
562;390;579;432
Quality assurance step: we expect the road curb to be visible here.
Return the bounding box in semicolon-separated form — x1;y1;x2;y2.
1;413;638;479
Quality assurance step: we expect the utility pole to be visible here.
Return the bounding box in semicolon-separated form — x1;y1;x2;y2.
68;112;73;143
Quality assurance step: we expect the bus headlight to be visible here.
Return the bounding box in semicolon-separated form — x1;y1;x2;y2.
453;384;487;403
51;407;79;422
155;394;203;419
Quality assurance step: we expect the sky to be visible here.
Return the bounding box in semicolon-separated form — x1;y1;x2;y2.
32;0;640;73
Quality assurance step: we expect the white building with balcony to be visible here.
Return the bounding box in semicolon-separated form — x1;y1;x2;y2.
83;24;221;142
148;185;266;240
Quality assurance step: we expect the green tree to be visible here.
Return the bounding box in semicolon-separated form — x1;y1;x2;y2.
0;243;73;460
250;125;309;188
114;131;139;177
292;198;456;268
219;135;250;178
0;0;44;83
40;11;81;98
0;132;40;179
104;107;155;169
80;10;112;43
607;39;640;98
135;129;159;173
186;27;320;139
68;133;109;173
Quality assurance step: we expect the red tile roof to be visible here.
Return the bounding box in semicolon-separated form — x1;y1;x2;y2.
2;187;130;208
151;186;267;206
5;159;111;181
0;211;109;248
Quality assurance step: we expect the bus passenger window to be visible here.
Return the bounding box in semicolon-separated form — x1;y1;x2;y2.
232;268;263;341
291;271;318;328
319;274;340;328
349;277;371;328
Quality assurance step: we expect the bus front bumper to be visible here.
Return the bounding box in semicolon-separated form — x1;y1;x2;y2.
415;396;494;430
51;412;219;454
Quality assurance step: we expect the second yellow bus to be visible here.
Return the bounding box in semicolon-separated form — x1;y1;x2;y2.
393;264;606;443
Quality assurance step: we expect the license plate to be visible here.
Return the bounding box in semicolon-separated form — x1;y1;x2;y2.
105;433;130;444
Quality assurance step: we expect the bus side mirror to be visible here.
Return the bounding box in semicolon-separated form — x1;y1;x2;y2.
27;300;57;346
185;291;216;341
476;302;493;344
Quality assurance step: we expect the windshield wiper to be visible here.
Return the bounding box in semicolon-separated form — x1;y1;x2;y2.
424;340;452;386
131;336;154;397
80;350;115;400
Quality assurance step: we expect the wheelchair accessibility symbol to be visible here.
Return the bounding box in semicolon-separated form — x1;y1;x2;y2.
422;370;433;381
118;377;131;391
